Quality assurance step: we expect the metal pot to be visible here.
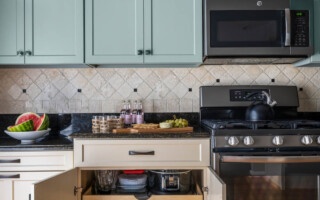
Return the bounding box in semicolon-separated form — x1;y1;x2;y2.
148;170;191;194
245;91;277;122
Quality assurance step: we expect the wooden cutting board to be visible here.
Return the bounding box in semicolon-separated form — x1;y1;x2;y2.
112;127;193;134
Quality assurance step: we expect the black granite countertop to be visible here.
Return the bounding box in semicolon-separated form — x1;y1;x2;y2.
0;135;73;151
69;129;211;139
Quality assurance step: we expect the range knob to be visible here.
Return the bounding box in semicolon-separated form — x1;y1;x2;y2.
228;136;239;146
244;136;254;146
317;136;320;144
272;136;284;146
301;136;313;145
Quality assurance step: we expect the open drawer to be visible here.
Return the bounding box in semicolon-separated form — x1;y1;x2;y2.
31;167;226;200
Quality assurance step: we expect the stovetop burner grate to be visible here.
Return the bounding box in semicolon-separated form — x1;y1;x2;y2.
202;119;320;130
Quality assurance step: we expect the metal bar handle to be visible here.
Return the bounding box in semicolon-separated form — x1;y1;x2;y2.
285;8;291;47
222;156;320;163
0;159;21;164
129;151;155;156
0;174;20;179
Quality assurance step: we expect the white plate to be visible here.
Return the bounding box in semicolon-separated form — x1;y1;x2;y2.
4;129;51;144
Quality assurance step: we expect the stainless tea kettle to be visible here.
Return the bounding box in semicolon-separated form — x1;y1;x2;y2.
245;91;277;122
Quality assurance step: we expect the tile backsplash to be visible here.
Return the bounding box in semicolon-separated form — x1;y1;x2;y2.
0;64;320;114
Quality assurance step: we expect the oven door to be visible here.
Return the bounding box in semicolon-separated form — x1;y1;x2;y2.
217;154;320;200
205;10;291;56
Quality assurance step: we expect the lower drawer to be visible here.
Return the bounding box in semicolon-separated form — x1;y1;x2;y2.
0;151;73;171
83;186;203;200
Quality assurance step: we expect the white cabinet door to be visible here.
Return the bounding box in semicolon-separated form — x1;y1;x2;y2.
31;168;79;200
0;179;12;200
207;168;226;200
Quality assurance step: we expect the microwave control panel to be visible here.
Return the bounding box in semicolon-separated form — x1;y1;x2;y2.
230;89;269;101
291;10;309;47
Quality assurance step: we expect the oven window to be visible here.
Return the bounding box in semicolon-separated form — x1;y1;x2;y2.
220;162;320;200
210;11;285;47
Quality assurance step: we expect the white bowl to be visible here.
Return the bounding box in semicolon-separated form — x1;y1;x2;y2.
4;129;51;144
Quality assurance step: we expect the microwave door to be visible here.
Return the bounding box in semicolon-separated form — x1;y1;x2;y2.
206;10;291;56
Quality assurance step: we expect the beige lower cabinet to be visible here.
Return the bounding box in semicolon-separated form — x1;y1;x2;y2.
0;151;73;200
32;139;226;200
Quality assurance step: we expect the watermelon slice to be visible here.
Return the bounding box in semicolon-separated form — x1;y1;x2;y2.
15;112;40;126
34;114;49;131
8;120;34;132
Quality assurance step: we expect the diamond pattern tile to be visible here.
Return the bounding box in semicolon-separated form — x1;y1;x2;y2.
0;65;320;113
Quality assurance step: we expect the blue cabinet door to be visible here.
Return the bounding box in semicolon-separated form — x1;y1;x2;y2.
25;0;84;64
85;0;144;64
144;0;202;64
0;0;24;64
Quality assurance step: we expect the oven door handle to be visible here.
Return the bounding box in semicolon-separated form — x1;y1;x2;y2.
285;8;291;47
221;156;320;163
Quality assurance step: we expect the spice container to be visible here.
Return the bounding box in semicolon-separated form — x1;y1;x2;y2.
100;116;124;133
92;116;100;133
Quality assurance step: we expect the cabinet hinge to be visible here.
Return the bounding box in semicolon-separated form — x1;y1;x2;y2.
74;186;83;196
202;187;209;193
29;194;31;200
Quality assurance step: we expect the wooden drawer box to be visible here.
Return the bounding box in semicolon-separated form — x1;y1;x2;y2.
83;186;203;200
74;139;210;167
0;151;73;171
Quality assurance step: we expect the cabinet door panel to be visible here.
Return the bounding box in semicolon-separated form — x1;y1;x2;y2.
25;0;84;64
207;168;226;200
144;0;202;64
85;0;144;64
31;168;78;200
0;0;24;64
0;180;12;200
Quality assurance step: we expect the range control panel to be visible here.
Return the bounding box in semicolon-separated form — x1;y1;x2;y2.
291;10;309;47
230;89;269;101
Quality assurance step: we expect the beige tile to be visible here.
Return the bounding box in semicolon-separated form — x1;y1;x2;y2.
292;73;308;87
126;73;143;88
167;99;180;112
62;69;79;80
23;69;42;81
70;73;88;88
235;73;254;85
263;65;281;78
35;74;51;90
206;65;226;77
90;73;106;90
300;67;318;79
180;99;193;112
7;84;22;100
255;73;271;85
190;66;208;81
275;73;290;85
163;73;179;89
172;68;189;79
80;68;97;80
108;73;125;90
224;65;245;79
89;100;102;113
172;82;188;98
97;68;115;80
145;72;161;89
101;83;116;98
192;99;200;112
102;100;116;113
137;82;152;99
118;83;133;98
181;73;197;88
241;65;263;80
83;83;98;99
61;83;76;99
153;99;167;112
142;99;153;112
282;66;299;80
135;68;152;79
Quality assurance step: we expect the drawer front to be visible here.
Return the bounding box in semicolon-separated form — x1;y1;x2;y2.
0;151;73;171
74;139;210;167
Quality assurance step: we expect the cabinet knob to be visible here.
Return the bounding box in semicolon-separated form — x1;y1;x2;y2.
145;50;152;55
137;50;144;55
17;51;24;56
25;51;32;56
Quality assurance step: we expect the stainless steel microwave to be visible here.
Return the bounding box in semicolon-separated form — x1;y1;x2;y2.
203;0;314;64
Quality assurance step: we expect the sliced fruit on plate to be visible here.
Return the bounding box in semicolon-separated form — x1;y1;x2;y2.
15;112;40;126
8;120;34;132
34;114;49;131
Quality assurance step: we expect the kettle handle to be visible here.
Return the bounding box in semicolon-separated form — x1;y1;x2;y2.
245;91;277;107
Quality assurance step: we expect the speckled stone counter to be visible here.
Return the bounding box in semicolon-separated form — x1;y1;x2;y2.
0;135;73;151
69;130;210;139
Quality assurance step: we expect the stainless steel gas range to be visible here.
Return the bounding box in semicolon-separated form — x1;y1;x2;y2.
200;85;320;200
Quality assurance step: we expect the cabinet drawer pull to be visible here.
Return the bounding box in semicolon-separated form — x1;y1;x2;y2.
129;151;155;156
137;50;144;55
25;51;32;56
145;50;152;55
0;159;21;164
0;174;20;179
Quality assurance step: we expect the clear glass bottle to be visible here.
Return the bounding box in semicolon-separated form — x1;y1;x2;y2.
120;100;126;119
124;100;132;125
131;100;138;124
136;101;144;124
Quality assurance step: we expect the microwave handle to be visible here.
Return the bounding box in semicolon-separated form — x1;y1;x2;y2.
285;8;291;47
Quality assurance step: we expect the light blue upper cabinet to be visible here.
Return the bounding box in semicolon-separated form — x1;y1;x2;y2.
24;0;84;64
294;0;320;67
85;0;144;64
144;0;202;64
0;0;25;64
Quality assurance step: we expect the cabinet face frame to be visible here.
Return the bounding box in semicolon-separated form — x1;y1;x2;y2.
0;0;25;64
24;0;84;64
